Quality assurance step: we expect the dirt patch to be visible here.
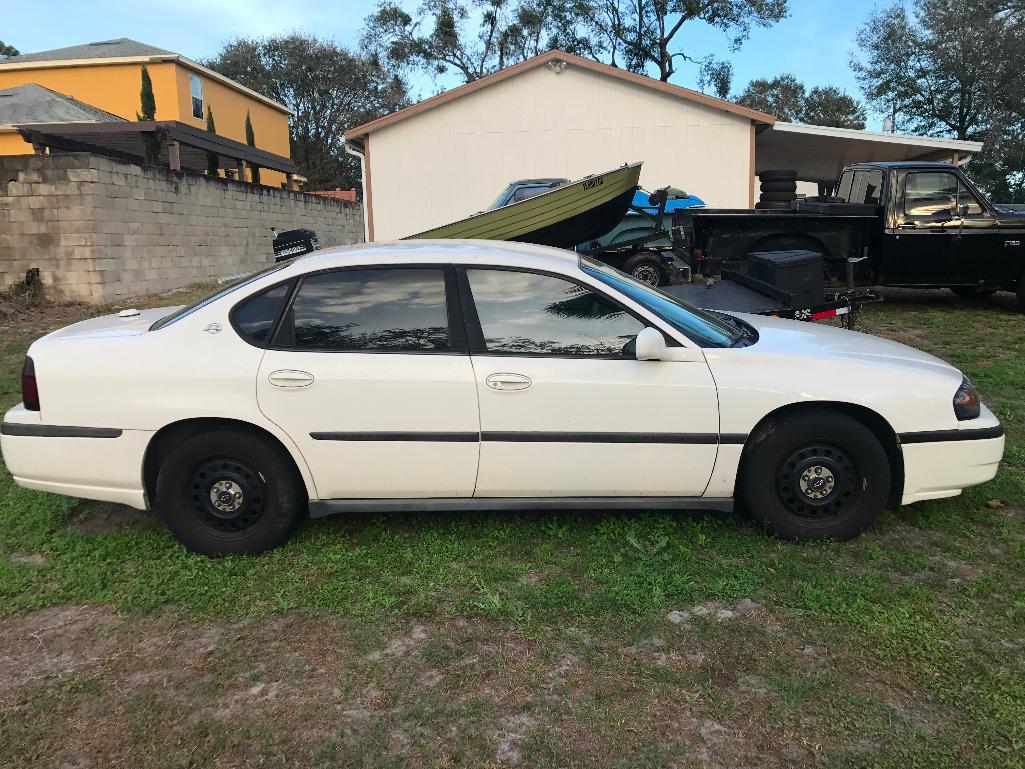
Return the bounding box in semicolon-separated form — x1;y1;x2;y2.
64;501;158;534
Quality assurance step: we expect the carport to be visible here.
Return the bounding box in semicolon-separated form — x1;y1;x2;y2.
756;122;983;189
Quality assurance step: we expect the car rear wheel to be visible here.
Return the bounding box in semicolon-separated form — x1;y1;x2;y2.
155;429;302;556
624;254;666;286
738;411;891;541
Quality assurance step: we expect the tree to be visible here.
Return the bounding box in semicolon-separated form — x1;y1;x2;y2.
0;41;19;59
244;111;261;185
205;105;219;176
852;0;1025;200
363;0;596;84
734;74;866;128
137;65;162;164
698;56;733;100
582;0;789;82
205;33;410;190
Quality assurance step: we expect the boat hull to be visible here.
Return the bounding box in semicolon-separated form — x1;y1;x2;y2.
406;163;642;248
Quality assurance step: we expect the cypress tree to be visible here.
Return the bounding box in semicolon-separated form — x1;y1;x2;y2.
205;105;219;176
244;111;261;184
138;65;161;164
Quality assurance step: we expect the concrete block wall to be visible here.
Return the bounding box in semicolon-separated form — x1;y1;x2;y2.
0;153;364;303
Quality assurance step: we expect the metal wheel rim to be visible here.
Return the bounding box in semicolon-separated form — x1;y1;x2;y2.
775;443;858;519
632;264;661;286
190;456;266;534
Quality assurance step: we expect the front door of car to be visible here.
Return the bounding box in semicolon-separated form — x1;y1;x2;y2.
883;170;962;285
255;266;480;500
459;267;720;498
951;181;1009;288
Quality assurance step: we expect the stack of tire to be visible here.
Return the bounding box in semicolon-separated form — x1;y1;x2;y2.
756;169;797;210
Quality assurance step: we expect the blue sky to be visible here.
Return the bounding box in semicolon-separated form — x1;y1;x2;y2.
3;0;906;128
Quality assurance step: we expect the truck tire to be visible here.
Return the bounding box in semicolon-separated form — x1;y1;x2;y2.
760;180;798;193
754;201;792;210
1017;273;1025;312
759;169;798;182
623;254;666;286
759;191;798;202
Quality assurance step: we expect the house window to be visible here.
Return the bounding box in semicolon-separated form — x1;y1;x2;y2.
190;75;203;119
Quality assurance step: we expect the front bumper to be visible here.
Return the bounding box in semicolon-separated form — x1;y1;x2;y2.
899;411;1005;504
1;405;151;509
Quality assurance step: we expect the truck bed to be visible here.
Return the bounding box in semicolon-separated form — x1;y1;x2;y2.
665;280;781;313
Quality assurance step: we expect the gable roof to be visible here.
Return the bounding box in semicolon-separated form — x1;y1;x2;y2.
0;38;292;115
0;83;126;125
345;50;775;140
2;38;175;63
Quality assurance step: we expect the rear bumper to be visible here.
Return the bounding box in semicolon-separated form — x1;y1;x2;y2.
899;421;1005;505
1;406;151;509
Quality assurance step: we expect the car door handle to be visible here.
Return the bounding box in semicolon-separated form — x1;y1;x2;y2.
485;373;532;391
897;222;917;229
268;369;315;388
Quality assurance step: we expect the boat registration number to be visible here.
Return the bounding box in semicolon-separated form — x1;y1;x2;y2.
582;177;605;190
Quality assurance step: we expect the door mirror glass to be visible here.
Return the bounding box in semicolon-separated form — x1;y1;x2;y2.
957;202;970;219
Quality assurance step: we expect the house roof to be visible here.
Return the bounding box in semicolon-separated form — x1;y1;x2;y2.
0;83;126;125
2;38;176;63
0;38;292;116
344;50;776;141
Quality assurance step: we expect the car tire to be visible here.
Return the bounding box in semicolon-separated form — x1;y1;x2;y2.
759;169;798;182
738;410;891;541
623;254;666;286
760;181;798;193
949;286;996;298
155;429;303;556
759;190;798;202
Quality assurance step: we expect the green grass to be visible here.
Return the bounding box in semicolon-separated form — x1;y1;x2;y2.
0;285;1023;767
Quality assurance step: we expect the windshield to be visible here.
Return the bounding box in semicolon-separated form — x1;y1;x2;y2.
150;262;290;331
580;257;746;348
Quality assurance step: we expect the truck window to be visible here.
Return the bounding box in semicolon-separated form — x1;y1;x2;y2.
837;170;884;204
958;182;984;216
904;172;959;218
836;172;854;201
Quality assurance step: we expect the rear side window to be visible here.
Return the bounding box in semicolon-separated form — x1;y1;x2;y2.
275;268;450;352
466;269;643;357
233;283;290;345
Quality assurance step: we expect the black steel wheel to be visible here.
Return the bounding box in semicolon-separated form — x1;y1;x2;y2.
738;410;891;541
156;428;302;556
624;254;666;286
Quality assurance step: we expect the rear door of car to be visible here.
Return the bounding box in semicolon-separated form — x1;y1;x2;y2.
252;265;480;500
458;266;720;498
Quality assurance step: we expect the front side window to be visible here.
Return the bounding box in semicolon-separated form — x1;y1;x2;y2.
467;269;643;357
276;268;450;352
190;75;203;119
958;181;984;216
904;172;959;218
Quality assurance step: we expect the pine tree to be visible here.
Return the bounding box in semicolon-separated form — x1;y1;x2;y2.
205;105;219;176
244;111;261;184
138;65;161;164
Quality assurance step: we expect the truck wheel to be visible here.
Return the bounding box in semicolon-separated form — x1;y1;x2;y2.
623;254;666;286
156;429;303;556
738;410;891;541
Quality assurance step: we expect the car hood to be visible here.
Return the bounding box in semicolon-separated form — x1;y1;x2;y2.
42;306;183;341
728;312;960;377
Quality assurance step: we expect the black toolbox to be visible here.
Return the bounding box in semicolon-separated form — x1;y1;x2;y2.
745;250;824;307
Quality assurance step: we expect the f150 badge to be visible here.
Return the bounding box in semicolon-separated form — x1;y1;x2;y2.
1005;240;1021;247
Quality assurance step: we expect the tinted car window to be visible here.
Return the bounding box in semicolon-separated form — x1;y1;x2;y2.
905;172;958;217
958;182;984;216
467;269;643;357
233;283;290;345
278;268;450;352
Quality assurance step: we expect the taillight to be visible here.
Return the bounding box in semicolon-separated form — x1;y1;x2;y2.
21;357;39;411
953;376;980;421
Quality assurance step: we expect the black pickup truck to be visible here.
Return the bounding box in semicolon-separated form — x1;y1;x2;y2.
675;161;1025;310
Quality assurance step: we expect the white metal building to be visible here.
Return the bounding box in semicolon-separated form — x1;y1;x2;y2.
346;50;982;241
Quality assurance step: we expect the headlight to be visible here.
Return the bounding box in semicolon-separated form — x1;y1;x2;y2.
953;376;980;420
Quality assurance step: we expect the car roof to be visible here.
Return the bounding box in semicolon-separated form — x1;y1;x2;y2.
285;239;581;274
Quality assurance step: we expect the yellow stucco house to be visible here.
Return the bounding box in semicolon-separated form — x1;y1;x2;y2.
0;38;292;186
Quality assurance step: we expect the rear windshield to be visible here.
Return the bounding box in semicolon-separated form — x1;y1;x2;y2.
150;262;290;331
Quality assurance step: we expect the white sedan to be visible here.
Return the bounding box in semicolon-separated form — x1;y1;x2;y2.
1;241;1004;555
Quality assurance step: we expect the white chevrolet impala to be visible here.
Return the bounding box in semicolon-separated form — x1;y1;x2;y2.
1;241;1005;555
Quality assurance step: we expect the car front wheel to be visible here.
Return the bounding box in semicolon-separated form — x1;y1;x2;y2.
738;411;891;541
155;429;302;556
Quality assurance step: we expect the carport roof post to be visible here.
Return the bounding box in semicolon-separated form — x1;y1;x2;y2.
757;122;983;183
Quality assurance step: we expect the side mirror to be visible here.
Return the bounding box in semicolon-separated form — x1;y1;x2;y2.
958;202;970;218
635;327;668;360
633;327;705;362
